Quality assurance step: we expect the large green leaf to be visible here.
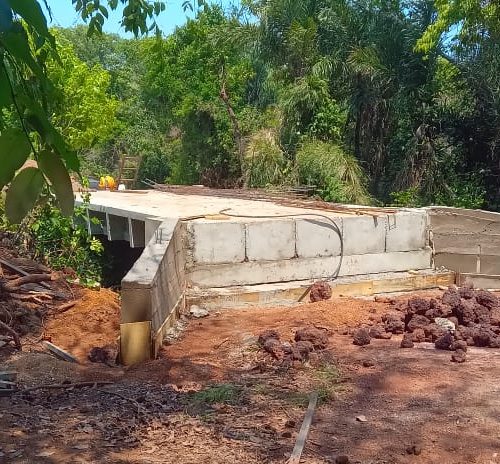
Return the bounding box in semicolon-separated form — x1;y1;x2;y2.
38;150;74;216
1;23;45;81
0;127;32;190
8;0;49;38
5;167;44;224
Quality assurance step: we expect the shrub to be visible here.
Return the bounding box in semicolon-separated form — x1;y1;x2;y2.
28;200;104;287
243;129;296;188
295;139;371;204
389;187;423;207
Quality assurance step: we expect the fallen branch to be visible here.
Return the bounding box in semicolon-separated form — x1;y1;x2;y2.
214;338;230;350
0;320;21;349
56;301;77;313
287;392;319;464
19;381;113;394
0;258;52;289
8;292;53;304
43;341;79;363
3;273;53;292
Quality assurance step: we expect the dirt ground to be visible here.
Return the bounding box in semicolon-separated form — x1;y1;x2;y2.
2;289;500;464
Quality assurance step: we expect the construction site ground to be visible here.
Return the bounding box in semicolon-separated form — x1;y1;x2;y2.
2;283;500;464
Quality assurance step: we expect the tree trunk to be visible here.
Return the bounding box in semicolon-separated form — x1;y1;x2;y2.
219;78;244;175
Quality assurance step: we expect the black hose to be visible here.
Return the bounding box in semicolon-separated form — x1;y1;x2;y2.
218;209;344;301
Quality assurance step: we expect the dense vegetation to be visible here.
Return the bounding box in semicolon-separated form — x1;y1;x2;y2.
43;0;497;210
2;0;499;212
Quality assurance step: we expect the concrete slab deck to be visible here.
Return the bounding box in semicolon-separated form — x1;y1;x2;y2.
79;190;398;221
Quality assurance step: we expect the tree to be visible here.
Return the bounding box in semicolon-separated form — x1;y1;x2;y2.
142;6;254;186
0;0;167;223
47;30;118;151
416;0;500;53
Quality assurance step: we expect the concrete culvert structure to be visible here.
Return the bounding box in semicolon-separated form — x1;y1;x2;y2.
78;189;500;364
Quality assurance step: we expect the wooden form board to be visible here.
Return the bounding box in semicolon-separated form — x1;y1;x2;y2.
188;272;457;310
120;321;152;365
457;273;500;290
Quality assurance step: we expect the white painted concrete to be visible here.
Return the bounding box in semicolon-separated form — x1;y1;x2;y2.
145;217;164;243
188;248;432;288
295;218;342;258
386;210;427;252
246;219;296;261
78;190;367;222
189;220;245;264
342;215;387;255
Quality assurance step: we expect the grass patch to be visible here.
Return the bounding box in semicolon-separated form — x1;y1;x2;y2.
313;362;343;403
186;383;243;411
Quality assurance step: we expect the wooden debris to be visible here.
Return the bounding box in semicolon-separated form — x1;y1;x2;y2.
56;301;77;313
43;341;79;363
0;258;52;289
287;392;319;464
8;291;53;304
3;273;53;292
19;381;113;394
0;372;17;382
0;320;21;349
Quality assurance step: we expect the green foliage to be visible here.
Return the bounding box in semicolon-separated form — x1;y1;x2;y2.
142;6;254;185
313;362;343;404
46;30;118;151
296;139;370;204
189;384;242;406
0;3;78;222
3;0;495;222
243;128;295;188
38;150;74;216
391;176;486;210
0;0;164;223
435;175;486;210
5;167;44;224
0;127;31;190
72;0;167;36
417;0;500;53
29;201;104;286
390;187;423;208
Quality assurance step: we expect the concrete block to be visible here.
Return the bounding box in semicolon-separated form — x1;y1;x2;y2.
87;211;107;236
188;248;432;287
189;221;245;264
386;211;427;252
342;215;386;255
107;213;129;242
296;218;342;258
246;219;296;261
435;252;500;275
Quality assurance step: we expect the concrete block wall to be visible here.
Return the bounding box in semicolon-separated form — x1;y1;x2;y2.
186;210;431;288
428;207;500;275
121;219;186;363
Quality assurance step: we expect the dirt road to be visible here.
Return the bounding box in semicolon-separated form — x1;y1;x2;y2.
1;292;500;463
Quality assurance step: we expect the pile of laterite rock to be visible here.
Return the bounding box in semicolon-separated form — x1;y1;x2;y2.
258;327;329;364
352;286;500;363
